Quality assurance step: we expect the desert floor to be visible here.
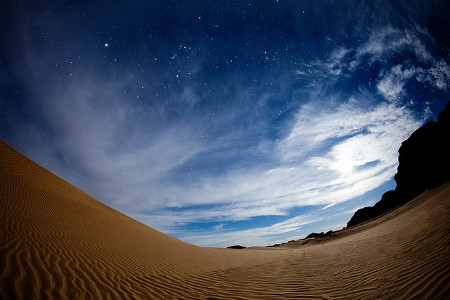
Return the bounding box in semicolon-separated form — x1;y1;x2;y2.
1;140;449;299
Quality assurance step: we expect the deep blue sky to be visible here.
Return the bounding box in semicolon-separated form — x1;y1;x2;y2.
1;0;449;247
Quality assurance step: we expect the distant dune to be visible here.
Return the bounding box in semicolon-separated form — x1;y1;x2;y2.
1;140;449;299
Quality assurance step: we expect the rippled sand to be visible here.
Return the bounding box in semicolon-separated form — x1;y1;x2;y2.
1;140;449;299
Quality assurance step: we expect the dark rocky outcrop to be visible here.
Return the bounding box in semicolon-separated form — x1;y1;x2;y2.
266;231;334;247
347;101;450;227
347;190;398;227
227;245;246;249
305;230;334;239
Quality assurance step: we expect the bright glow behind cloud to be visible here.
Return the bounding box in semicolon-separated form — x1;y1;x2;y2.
132;100;421;243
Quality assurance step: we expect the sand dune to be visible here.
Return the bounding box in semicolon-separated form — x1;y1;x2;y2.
1;140;449;299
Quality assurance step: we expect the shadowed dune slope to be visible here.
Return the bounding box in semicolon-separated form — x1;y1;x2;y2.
1;139;449;299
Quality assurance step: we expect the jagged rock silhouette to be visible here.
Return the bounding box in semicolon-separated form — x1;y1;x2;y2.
348;102;450;227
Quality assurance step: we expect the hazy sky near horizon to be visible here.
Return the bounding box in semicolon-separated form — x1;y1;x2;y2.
1;0;449;247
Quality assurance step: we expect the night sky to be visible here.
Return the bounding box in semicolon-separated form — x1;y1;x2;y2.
1;0;449;247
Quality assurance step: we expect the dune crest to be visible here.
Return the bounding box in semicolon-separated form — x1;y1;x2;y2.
1;140;449;299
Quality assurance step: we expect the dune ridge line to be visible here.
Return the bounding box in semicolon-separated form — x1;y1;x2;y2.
1;139;449;299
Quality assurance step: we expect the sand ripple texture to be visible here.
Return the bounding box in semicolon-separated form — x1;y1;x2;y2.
1;140;449;299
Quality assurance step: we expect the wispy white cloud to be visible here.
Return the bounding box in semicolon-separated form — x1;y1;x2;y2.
377;65;417;102
417;59;450;90
354;26;432;65
18;65;210;208
170;210;329;247
168;202;360;247
124;100;420;241
376;60;450;102
295;47;350;78
295;24;449;110
295;25;434;82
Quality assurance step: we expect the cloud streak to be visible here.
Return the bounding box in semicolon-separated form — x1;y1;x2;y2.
123;100;420;244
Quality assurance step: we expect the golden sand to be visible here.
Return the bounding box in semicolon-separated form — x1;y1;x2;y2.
1;140;449;299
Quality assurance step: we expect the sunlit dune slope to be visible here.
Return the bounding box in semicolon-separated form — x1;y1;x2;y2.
1;139;449;299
